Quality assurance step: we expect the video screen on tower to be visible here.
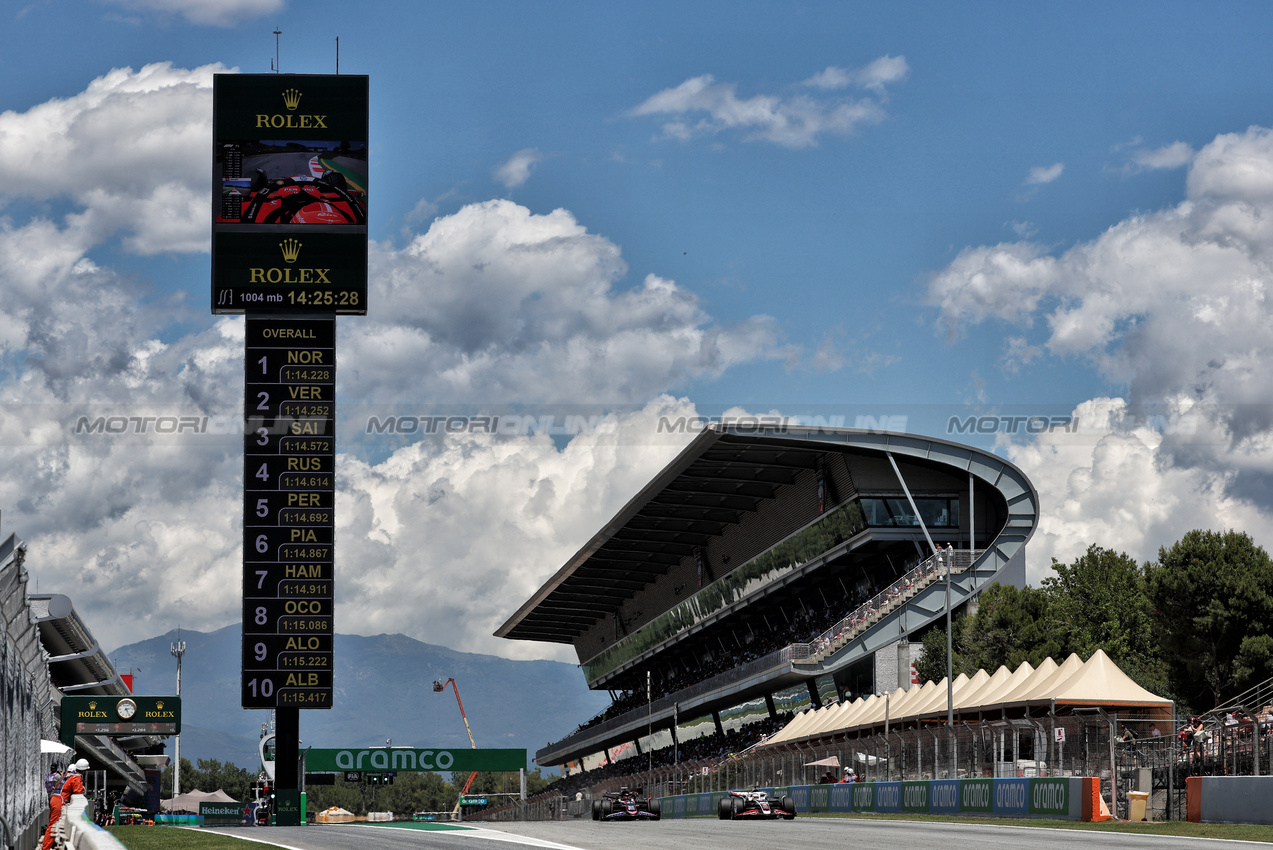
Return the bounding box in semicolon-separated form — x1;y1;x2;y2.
212;74;368;315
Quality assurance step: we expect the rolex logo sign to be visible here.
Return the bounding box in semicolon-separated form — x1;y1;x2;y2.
156;700;165;710
255;87;326;129
88;701;97;710
250;241;330;284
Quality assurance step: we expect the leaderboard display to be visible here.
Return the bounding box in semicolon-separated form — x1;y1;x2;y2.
242;318;335;708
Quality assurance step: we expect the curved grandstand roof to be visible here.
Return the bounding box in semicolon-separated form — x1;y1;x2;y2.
496;423;1038;646
507;423;1042;767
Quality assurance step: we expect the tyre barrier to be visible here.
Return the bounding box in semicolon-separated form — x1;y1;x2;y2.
662;777;1108;821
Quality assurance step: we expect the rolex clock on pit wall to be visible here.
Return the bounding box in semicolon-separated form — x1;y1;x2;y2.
116;698;137;720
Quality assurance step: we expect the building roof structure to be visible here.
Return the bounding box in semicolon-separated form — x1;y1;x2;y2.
496;428;832;645
498;423;1040;769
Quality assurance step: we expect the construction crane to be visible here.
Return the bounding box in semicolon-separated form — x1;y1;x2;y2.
432;678;478;818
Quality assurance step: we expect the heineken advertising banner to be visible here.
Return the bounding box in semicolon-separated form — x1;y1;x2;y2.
305;747;525;773
664;776;1086;820
200;801;245;826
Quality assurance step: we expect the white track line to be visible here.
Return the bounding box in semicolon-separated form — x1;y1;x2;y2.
198;824;590;850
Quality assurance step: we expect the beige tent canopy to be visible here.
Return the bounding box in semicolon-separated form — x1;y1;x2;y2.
764;649;1171;747
161;788;237;812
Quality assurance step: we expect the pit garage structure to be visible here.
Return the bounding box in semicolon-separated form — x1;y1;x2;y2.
2;533;166;850
29;591;167;798
496;425;1039;775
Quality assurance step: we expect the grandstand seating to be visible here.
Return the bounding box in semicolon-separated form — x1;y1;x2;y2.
563;548;969;742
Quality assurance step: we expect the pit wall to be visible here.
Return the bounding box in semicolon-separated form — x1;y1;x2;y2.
662;777;1105;821
1187;776;1273;825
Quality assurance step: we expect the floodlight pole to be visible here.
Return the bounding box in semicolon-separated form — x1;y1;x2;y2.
170;633;186;800
647;670;653;775
946;553;953;727
273;28;282;74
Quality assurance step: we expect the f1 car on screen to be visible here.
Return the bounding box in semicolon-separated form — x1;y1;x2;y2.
591;787;661;821
717;788;797;820
221;161;367;225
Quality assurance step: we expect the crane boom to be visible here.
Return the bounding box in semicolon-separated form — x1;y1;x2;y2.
433;678;479;817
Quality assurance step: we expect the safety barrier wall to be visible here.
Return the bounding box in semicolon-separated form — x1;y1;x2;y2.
663;777;1103;820
1186;776;1273;825
63;795;127;850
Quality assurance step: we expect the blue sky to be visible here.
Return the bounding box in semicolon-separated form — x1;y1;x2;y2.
4;0;1273;661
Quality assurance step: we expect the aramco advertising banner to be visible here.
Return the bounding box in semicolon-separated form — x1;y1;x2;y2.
305;748;526;773
212;73;368;315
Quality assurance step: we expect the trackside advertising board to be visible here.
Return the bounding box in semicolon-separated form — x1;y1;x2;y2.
665;777;1094;820
305;747;526;773
212;73;368;315
200;801;244;826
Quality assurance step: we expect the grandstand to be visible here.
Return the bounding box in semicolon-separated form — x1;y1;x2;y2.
496;424;1038;783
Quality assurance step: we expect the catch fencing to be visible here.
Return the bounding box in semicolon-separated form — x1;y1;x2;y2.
0;535;58;850
498;712;1251;822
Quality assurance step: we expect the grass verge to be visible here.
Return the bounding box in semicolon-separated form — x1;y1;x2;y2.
107;826;280;850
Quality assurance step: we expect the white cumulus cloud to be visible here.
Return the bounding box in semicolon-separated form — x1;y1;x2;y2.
1131;141;1195;171
101;0;285;27
0;62;221;254
343;199;786;404
494;148;545;189
1025;162;1064;185
930;123;1273;578
630;56;907;148
0;67;793;655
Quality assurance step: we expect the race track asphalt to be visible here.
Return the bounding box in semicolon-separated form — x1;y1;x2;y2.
206;817;1260;850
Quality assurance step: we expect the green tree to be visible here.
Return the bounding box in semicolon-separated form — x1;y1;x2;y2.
1042;545;1166;694
160;758;199;797
302;772;456;817
1145;529;1273;711
960;582;1060;672
304;775;370;815
195;758;253;801
913;611;967;685
161;757;254;802
448;769;538;815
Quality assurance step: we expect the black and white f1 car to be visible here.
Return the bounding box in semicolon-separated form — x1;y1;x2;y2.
717;788;797;820
592;787;662;821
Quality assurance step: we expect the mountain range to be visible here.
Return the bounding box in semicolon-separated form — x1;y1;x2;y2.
107;625;610;774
